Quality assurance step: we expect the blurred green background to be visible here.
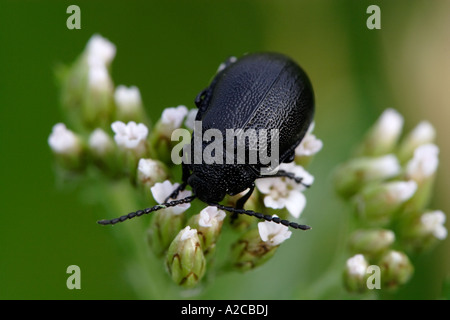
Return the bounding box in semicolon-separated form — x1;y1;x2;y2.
1;0;449;299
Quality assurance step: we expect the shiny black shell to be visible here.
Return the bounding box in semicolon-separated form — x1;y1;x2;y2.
196;53;314;163
186;52;315;203
196;52;314;164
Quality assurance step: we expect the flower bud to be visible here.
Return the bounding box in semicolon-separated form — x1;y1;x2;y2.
85;34;116;67
188;206;226;257
355;109;404;157
343;254;369;293
147;181;192;256
230;219;291;272
88;128;118;174
111;121;149;177
57;34;116;132
333;154;401;199
352;180;417;226
83;84;114;129
89;128;115;157
150;105;189;163
48;123;85;170
114;85;148;124
404;144;439;212
230;229;277;272
397;121;436;164
166;226;206;288
420;210;447;240
136;158;169;195
400;210;447;253
156;105;188;137
349;229;395;258
82;35;116;129
379;250;413;290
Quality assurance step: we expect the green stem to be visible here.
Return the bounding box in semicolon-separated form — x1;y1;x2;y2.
100;179;172;299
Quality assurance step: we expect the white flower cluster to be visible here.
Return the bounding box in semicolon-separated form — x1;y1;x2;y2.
256;163;313;219
338;108;446;293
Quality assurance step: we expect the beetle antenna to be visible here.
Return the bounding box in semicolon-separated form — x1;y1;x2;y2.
163;182;188;203
97;195;197;225
256;170;311;188
207;202;311;230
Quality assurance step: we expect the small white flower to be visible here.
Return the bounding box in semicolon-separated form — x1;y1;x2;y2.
86;34;116;67
138;158;159;178
406;143;439;182
258;216;292;246
295;133;323;157
184;108;198;130
372;108;404;146
385;180;417;204
295;121;323;157
111;121;148;149
346;254;368;277
180;226;198;241
150;180;192;215
114;85;142;110
137;158;167;187
89;128;114;155
385;250;404;264
398;121;436;163
198;206;226;228
48;123;80;155
256;163;313;218
385;230;396;243
420;210;447;240
408;121;436;147
365;154;401;180
161;105;189;128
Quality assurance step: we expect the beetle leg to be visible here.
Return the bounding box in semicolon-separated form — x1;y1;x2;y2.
181;163;191;184
235;183;255;210
229;183;255;224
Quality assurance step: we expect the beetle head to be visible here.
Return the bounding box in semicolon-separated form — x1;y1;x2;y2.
188;174;226;204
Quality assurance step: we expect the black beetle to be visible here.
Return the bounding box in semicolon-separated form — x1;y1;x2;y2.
99;52;315;230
